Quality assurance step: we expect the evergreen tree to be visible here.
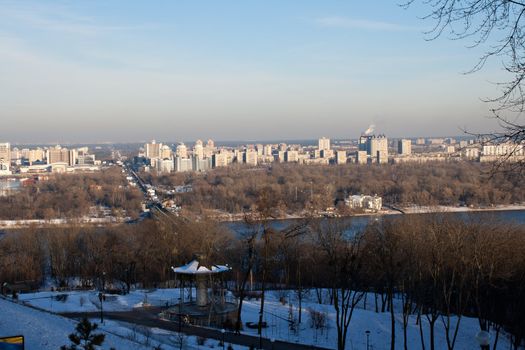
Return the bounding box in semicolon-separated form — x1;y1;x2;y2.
61;317;106;350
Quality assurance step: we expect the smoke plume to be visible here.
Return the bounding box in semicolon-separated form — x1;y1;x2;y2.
363;124;375;135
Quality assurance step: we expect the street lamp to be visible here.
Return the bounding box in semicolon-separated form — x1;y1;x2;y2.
98;292;104;323
99;271;106;323
476;330;491;350
259;312;263;350
365;330;371;350
221;328;226;350
270;338;275;350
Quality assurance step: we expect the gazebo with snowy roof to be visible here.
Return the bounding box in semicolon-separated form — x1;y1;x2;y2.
162;255;237;328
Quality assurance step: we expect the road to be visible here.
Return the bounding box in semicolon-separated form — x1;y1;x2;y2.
60;308;333;350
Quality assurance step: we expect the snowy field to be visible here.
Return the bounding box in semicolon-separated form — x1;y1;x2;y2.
0;296;247;350
15;288;512;349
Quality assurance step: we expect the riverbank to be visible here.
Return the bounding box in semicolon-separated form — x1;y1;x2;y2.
210;204;525;223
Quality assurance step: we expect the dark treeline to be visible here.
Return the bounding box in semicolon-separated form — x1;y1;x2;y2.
145;162;524;214
0;168;143;220
1;213;524;349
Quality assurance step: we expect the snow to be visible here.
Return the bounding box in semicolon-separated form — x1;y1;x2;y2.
238;290;512;350
0;297;146;350
0;296;247;350
16;288;513;349
18;289;182;312
172;260;231;275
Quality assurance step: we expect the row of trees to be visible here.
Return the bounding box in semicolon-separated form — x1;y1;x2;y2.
1;212;524;349
144;162;524;214
0;168;143;220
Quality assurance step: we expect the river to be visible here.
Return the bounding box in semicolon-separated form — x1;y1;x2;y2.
225;209;525;236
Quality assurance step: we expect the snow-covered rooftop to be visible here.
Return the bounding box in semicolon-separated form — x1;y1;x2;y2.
171;260;230;275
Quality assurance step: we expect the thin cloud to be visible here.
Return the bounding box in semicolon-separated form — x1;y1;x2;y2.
315;16;419;32
0;3;161;36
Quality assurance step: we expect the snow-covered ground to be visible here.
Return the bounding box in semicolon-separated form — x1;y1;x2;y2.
16;288;513;350
0;296;247;350
0;297;146;350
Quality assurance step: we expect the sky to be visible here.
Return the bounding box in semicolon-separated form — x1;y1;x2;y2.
0;0;512;143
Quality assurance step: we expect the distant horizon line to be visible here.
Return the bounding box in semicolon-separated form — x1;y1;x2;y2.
5;135;473;147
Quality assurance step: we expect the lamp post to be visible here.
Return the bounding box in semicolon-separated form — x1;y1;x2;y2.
98;292;104;323
476;330;491;350
270;338;275;350
221;328;226;350
259;311;263;350
365;330;370;350
99;271;106;324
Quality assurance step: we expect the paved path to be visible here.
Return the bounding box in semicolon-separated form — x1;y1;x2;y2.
60;308;333;350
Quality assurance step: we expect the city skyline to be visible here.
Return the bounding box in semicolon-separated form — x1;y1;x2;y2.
0;1;510;143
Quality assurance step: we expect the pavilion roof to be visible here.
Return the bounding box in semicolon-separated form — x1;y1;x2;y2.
171;259;230;275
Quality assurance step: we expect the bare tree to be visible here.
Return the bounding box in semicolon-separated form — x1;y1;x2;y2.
405;0;525;166
314;220;365;350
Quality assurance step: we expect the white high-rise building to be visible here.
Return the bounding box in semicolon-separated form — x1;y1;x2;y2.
68;149;78;166
176;143;188;158
175;156;192;172
336;150;347;164
398;139;412;155
263;145;273;156
145;140;162;159
0;143;10;164
194;140;204;160
160;145;172;159
244;150;258;166
212;153;228;168
285;150;299;162
318;137;330;151
356;150;368;164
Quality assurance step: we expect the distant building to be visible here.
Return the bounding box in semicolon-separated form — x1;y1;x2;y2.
398;139;412;155
480;142;525;162
0;161;11;175
429;138;444;145
377;150;388;164
157;158;174;173
263;145;273;157
445;145;455;154
345;194;382;211
68;149;78;166
176;143;188;158
277;151;286;163
356;150;368;164
212;153;228;168
175;156;193;172
358;135;370;151
318;137;330;151
28;148;45;164
145;140;162;159
462;147;480;159
0;143;10;164
47;145;69;165
336;150;347;164
285;150;299;162
77;154;96;165
194;140;204;160
367;135;387;156
160;145;172;159
320;149;334;159
193;156;212;172
416;138;426;145
244;150;258;166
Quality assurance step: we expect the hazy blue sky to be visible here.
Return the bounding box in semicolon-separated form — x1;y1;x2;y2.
0;0;510;143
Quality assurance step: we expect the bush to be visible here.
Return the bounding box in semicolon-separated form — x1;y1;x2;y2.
308;308;327;330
